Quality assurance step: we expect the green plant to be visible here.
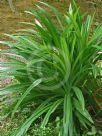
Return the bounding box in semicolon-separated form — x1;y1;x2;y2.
25;123;58;136
0;0;102;136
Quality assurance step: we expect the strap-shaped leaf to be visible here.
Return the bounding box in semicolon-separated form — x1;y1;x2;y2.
63;94;72;136
12;97;57;136
74;98;93;124
75;110;91;128
0;84;28;95
88;23;102;45
11;79;42;117
41;99;63;127
73;86;85;110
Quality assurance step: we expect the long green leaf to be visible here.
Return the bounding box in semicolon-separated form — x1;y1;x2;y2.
11;79;42;117
41;99;63;127
73;86;85;110
63;94;72;136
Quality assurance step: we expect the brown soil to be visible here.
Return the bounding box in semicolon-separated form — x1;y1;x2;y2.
0;0;102;42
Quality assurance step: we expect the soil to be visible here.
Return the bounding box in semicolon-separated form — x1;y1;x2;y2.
0;0;102;45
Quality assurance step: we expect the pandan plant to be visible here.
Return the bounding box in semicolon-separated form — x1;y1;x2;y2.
0;0;102;136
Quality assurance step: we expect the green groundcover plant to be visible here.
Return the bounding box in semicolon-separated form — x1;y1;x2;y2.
0;0;102;136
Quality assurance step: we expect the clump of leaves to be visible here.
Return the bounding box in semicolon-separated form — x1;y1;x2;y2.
0;0;102;136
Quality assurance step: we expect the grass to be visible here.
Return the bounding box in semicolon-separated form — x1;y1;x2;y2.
0;101;102;136
0;108;58;136
0;0;102;136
